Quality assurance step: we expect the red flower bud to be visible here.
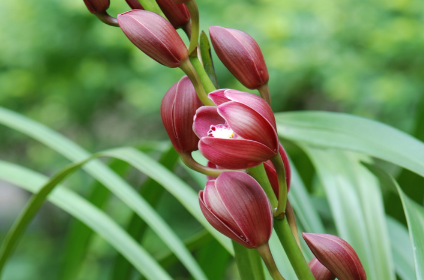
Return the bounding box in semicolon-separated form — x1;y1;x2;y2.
125;0;144;9
117;10;188;68
83;0;110;14
209;26;269;90
156;0;190;29
170;0;189;3
309;257;336;280
161;76;202;153
263;144;291;198
193;89;278;169
199;171;273;248
303;233;367;280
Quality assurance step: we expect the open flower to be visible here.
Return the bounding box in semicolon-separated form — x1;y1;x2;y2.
193;89;278;169
303;233;367;280
264;144;291;197
199;171;273;248
161;76;202;153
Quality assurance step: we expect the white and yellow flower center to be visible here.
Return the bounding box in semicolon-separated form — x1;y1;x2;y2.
208;124;236;139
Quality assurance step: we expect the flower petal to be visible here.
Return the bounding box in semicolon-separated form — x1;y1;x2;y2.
303;233;367;280
199;190;252;247
309;258;336;280
199;138;276;169
222;89;276;128
218;102;278;151
193;106;225;138
215;172;273;247
208;89;231;105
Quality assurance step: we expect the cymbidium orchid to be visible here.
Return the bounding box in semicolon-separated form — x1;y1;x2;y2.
83;0;110;14
303;233;367;280
199;171;273;248
160;76;201;153
125;0;143;9
209;26;271;103
117;10;188;68
309;257;336;280
193;89;279;169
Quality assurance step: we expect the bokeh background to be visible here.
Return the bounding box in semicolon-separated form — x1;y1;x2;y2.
1;0;423;278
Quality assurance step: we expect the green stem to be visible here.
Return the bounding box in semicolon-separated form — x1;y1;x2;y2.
286;200;302;250
233;241;266;280
179;152;243;177
258;84;271;105
271;152;287;218
179;59;215;106
274;219;315;280
185;0;200;56
247;164;278;209
256;243;286;280
199;31;220;89
95;11;119;27
189;56;217;93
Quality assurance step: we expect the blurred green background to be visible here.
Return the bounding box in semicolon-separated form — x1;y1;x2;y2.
0;0;423;278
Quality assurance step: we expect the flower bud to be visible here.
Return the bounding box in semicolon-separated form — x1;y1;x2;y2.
117;10;188;68
303;233;367;280
199;171;273;248
193;89;278;169
83;0;110;14
263;144;291;198
309;257;336;280
170;0;189;3
156;0;190;29
209;26;269;90
161;76;202;153
125;0;144;9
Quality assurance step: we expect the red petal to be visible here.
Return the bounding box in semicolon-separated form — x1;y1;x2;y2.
193;106;225;138
216;172;273;247
303;233;367;280
209;26;269;89
309;258;336;280
199;190;252;247
208;89;231;105
125;0;143;9
199;138;275;169
117;10;188;68
218;102;278;151
203;180;244;236
223;89;276;128
156;0;190;29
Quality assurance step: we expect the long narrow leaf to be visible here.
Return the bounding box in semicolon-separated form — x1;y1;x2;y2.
276;111;424;178
367;164;424;280
303;147;395;280
0;107;232;255
0;160;171;280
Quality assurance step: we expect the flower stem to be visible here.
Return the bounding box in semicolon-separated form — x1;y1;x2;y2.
258;84;271;105
274;218;315;280
247;164;278;209
179;59;215;106
286;200;302;250
189;56;217;93
271;152;287;218
256;243;286;280
179;152;242;177
185;0;200;56
95;11;119;27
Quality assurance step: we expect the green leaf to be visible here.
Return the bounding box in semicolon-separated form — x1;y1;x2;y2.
111;146;179;280
0;106;232;255
386;216;415;280
303;147;395;280
366;164;424;280
60;159;126;280
98;147;233;254
275;111;424;178
0;160;172;280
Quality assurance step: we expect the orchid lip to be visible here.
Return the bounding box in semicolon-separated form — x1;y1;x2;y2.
207;124;238;139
